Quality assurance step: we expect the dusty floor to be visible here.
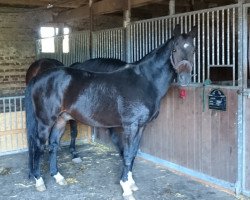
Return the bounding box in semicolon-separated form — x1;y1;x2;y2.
0;143;245;200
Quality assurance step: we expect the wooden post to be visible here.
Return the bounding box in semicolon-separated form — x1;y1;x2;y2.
123;0;131;28
169;0;175;15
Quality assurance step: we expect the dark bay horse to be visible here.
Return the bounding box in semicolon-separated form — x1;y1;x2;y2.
26;58;126;162
25;25;197;199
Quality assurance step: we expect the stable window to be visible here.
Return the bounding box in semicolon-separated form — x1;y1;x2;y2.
63;27;70;53
40;27;56;53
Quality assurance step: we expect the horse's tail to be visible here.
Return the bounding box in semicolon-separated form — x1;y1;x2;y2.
25;83;37;178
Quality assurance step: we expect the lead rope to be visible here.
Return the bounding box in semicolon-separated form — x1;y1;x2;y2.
202;79;211;112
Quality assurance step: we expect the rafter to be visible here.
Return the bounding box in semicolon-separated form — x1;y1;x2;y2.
54;0;165;22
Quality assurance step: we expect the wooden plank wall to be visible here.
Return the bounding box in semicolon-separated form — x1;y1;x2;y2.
245;98;250;190
140;86;238;184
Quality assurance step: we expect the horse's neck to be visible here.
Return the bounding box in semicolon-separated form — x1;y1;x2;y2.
139;40;175;99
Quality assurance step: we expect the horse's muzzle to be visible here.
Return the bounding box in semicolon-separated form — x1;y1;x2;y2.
174;60;193;87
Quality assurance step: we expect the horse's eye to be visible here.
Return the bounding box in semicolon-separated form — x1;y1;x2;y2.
172;49;176;52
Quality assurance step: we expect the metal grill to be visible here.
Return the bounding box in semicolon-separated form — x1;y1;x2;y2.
36;30;91;66
0;96;26;154
92;28;125;61
127;4;238;85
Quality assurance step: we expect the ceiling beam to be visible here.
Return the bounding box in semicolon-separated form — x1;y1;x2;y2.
54;0;164;22
0;0;86;8
0;0;50;7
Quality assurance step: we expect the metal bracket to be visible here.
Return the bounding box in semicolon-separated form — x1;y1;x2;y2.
237;89;250;98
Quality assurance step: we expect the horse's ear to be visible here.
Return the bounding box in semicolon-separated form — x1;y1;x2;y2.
173;24;181;36
188;25;198;38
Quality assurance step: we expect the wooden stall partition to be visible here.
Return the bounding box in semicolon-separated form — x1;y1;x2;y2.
140;86;238;184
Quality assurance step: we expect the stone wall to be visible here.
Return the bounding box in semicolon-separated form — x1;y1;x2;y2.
0;8;53;96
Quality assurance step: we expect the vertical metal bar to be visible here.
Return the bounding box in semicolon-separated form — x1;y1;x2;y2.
193;14;197;83
14;98;18;148
197;13;201;83
139;22;143;59
142;22;145;57
20;97;24;148
151;21;154;52
184;15;188;33
222;9;225;66
155;21;158;49
227;9;230;65
133;24;136;62
8;98;13;149
217;10;220;65
207;12;210;79
180;16;183;33
169;18;172;39
145;22;148;55
212;11;215;66
148;22;152;56
202;12;205;82
233;7;236;85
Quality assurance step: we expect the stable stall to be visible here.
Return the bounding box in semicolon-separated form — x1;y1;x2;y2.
0;0;249;198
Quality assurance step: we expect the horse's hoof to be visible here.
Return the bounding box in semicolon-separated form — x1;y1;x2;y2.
123;194;136;200
35;177;46;192
72;157;82;163
57;178;67;186
36;184;46;192
53;172;67;186
130;183;139;192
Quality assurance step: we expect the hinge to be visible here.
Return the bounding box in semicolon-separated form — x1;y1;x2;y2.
237;89;250;98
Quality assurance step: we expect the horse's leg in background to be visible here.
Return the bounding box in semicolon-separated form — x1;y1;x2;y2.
120;124;144;200
110;128;124;156
69;120;82;163
49;116;68;186
33;123;51;192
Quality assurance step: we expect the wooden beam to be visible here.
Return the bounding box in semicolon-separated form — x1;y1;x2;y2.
0;0;50;7
54;0;163;22
92;0;123;15
55;5;90;22
0;0;87;8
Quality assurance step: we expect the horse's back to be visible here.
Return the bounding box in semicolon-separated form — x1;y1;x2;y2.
70;58;126;72
26;58;64;84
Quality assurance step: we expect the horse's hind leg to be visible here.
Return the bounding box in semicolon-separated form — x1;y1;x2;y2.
33;124;50;192
69;120;82;163
49;116;67;186
120;125;144;200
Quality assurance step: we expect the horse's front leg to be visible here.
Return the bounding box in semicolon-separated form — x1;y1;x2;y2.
49;117;67;186
120;125;144;200
69;120;82;163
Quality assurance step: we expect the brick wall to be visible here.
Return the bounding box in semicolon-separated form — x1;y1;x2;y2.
0;8;123;96
0;8;53;96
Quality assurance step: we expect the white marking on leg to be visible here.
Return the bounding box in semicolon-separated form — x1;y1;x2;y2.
128;171;139;191
35;177;46;192
120;180;133;196
53;172;67;185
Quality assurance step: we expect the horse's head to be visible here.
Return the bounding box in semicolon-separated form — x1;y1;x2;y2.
170;24;197;86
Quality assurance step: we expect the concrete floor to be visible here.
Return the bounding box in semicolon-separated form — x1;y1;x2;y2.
0;143;245;200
